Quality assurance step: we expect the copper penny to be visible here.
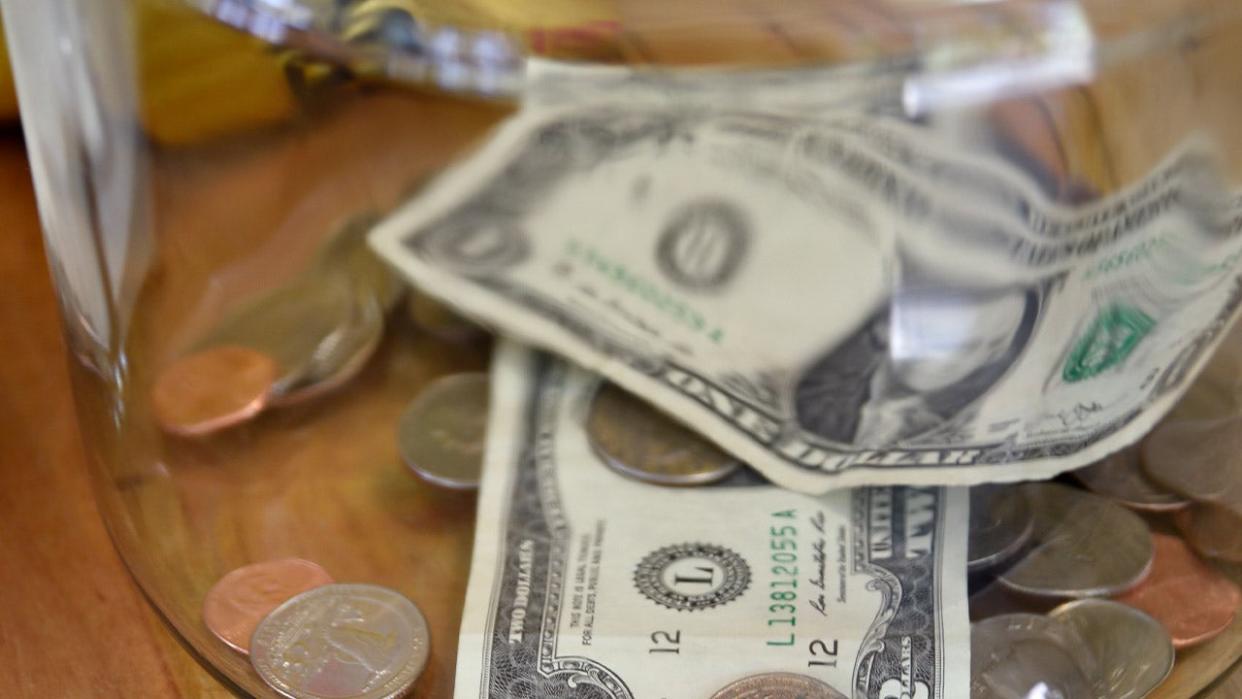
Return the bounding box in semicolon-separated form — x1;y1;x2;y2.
1142;416;1242;512
202;558;334;654
1115;533;1241;648
710;672;847;698
1174;503;1242;563
152;345;277;436
1073;445;1190;513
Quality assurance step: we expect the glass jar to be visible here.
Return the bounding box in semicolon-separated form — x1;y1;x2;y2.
6;0;1242;696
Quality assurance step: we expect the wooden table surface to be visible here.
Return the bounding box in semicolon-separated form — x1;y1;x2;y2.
0;132;229;697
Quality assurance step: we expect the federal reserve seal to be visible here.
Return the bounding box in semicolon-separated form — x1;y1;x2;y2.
634;543;750;611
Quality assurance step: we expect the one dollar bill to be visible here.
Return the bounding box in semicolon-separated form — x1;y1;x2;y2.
370;71;1242;492
454;343;969;698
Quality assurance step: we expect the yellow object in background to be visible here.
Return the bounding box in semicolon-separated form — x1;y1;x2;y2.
136;0;297;146
0;0;622;143
0;18;19;122
0;2;296;142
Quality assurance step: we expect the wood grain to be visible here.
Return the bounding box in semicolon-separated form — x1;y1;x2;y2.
0;133;226;697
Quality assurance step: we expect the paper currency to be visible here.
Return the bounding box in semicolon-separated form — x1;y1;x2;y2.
370;64;1242;492
454;344;969;698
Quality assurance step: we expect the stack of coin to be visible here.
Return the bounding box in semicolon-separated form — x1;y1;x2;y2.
153;214;399;436
967;481;1154;598
995;482;1152;599
1141;415;1242;561
1072;444;1189;512
970;600;1173;698
203;560;431;698
963;419;1242;697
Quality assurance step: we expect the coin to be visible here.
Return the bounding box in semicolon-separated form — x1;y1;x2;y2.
710;672;847;699
405;292;488;344
250;583;430;699
971;613;1099;699
998;483;1153;598
202;558;333;654
1174;503;1242;562
1142;416;1242;512
152;345;277;436
1115;533;1241;648
1073;445;1190;512
202;273;376;404
314;212;405;313
269;288;384;407
398;373;489;489
1049;599;1173;698
968;484;1034;573
586;382;740;486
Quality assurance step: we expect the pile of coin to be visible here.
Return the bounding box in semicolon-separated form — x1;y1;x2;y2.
972;600;1173;698
160;242;1242;698
152;213;490;439
393;370;760;493
151;214;398;436
388;370;1242;697
202;558;431;698
965;417;1242;697
1143;416;1242;560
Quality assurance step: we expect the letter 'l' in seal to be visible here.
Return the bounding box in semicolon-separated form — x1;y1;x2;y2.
634;542;751;611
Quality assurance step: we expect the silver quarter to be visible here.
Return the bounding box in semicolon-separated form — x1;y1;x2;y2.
998;483;1152;598
1142;416;1242;512
201;272;379;404
968;484;1034;573
971;613;1099;699
250;583;429;699
398;373;489;489
271;286;384;407
315;212;406;313
1049;599;1173;699
1073;445;1190;512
